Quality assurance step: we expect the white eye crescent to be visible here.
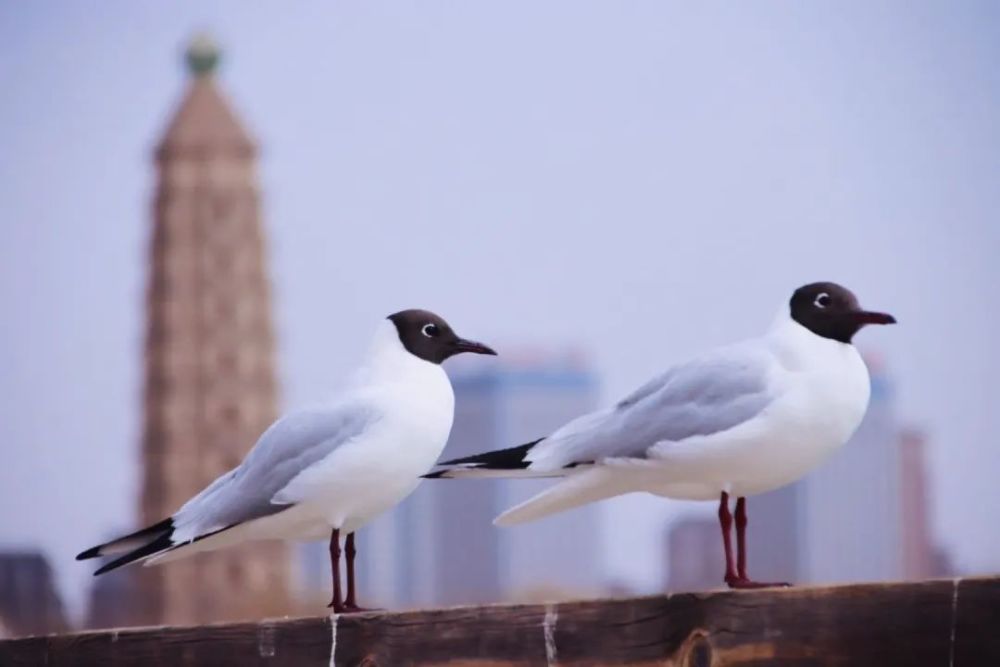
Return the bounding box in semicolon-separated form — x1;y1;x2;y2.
814;293;831;308
421;323;439;338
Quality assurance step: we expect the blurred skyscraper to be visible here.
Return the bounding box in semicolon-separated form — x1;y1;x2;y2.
132;35;290;624
663;518;720;592
301;349;604;607
0;551;67;638
84;551;140;630
898;429;953;579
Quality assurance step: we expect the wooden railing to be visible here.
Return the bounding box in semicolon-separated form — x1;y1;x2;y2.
2;576;997;666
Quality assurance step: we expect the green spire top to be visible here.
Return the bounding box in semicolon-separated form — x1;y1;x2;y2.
185;32;220;77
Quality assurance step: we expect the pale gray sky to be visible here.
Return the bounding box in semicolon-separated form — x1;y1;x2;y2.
1;2;998;616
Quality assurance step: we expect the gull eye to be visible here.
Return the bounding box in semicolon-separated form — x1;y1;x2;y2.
814;292;831;309
421;323;440;338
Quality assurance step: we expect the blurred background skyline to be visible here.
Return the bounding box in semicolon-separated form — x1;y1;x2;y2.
1;1;998;633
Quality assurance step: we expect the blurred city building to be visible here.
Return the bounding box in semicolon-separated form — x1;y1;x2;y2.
0;551;67;637
82;533;143;630
663;518;720;592
665;356;951;589
85;567;140;631
898;429;953;579
299;348;604;607
130;35;290;625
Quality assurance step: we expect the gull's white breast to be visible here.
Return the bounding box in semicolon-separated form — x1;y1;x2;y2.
268;326;456;538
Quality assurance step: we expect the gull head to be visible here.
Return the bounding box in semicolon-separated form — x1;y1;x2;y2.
388;309;497;364
789;282;896;344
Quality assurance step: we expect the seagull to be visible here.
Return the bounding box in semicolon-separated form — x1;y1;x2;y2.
78;309;496;613
426;282;895;589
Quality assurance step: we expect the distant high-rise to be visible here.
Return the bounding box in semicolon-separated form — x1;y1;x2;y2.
664;518;720;592
0;552;67;637
298;350;605;607
426;351;602;605
137;35;289;624
85;554;140;630
898;429;952;579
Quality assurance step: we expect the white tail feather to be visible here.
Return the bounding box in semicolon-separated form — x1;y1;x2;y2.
433;467;566;480
494;468;630;526
92;536;157;558
144;525;246;566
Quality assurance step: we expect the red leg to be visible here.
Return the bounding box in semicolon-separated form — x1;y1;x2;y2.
728;496;791;589
735;496;748;579
343;532;372;612
718;492;739;586
327;529;345;612
344;532;357;608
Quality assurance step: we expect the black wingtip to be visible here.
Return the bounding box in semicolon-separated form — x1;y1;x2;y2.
93;561;118;576
438;439;543;469
76;546;102;561
93;559;123;576
421;470;450;480
93;531;175;576
79;517;175;571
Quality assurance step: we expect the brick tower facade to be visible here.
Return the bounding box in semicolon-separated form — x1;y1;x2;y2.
137;36;290;625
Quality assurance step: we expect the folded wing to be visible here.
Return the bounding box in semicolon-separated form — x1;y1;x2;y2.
78;400;379;574
429;342;777;478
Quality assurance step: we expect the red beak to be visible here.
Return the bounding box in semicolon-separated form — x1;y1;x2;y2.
852;310;897;325
453;338;498;356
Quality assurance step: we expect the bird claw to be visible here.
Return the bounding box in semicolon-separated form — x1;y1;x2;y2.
329;604;377;614
328;601;379;614
343;604;378;614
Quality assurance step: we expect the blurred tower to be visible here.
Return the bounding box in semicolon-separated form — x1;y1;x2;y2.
137;35;288;624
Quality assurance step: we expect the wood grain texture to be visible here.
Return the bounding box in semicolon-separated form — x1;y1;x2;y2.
953;576;1000;666
1;577;997;666
0;616;331;667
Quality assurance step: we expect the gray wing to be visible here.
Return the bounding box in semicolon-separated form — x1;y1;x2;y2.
172;401;379;539
527;343;776;470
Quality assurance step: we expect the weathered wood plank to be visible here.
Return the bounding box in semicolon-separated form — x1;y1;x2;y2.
0;616;332;667
335;602;550;666
954;576;1000;666
1;577;996;666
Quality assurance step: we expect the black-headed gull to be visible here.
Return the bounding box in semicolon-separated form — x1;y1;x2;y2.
427;282;895;589
78;309;496;612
